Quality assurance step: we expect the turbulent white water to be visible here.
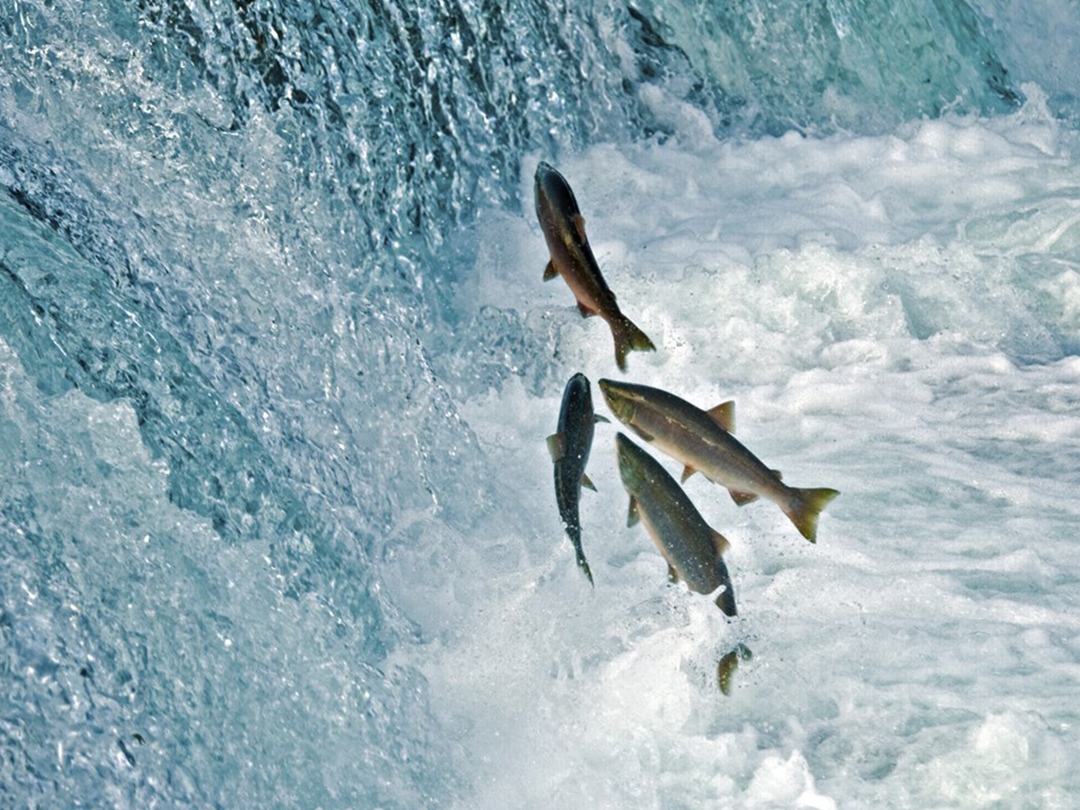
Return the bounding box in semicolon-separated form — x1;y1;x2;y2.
402;91;1080;808
3;0;1080;805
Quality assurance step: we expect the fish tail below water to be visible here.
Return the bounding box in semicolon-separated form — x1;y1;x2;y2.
611;316;656;371
717;643;753;696
784;487;841;543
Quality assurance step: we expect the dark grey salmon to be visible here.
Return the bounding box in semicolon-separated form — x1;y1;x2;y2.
615;432;737;616
547;373;608;585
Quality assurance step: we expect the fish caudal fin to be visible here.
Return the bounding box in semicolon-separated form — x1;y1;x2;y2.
565;526;594;586
714;585;737;617
612;316;656;371
784;487;840;543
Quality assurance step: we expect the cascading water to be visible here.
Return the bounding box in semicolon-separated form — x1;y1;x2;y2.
3;0;1079;806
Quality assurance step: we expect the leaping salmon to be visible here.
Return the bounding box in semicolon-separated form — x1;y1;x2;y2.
615;432;737;616
547;373;608;585
600;379;839;542
534;161;655;371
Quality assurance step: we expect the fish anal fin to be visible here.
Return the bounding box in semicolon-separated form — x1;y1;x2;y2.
546;433;566;461
577;300;597;318
543;260;558;281
581;473;597;492
667;563;679;584
729;489;759;506
707;401;736;433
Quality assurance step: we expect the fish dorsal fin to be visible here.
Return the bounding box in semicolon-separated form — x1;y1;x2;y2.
546;433;565;462
707;401;735;433
680;465;697;483
594;414;610;424
581;473;597;492
729;489;759;506
710;528;730;557
626;496;640;528
543;260;558;281
572;213;587;242
771;469;783;481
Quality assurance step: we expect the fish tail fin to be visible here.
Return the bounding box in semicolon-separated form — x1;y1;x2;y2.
567;526;594;586
612;317;656;371
714;585;737;617
784;487;840;543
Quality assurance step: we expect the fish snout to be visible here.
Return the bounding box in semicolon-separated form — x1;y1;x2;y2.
598;379;635;423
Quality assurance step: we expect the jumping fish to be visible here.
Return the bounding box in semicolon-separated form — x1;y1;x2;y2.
534;161;655;371
600;379;839;543
615;432;737;616
547;373;608;585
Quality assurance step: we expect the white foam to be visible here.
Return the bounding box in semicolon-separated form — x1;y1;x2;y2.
390;96;1080;808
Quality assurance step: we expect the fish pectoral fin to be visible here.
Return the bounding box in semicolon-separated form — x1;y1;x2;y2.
546;433;565;462
710;528;731;557
593;414;610;424
729;489;759;506
543;260;558;281
626;497;641;528
680;465;698;483
632;426;655;443
581;473;597;492
707;401;736;433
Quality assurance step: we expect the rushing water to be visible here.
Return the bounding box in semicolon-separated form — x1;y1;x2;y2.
2;0;1080;806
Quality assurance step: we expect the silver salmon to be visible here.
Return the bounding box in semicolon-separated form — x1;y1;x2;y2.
534;161;655;371
600;379;839;543
547;373;608;585
615;432;737;616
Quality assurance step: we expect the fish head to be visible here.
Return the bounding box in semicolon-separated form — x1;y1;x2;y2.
614;432;649;491
561;372;594;419
598;378;637;425
534;162;579;225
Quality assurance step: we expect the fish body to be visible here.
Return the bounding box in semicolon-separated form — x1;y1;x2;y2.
615;432;737;616
547;373;607;585
600;379;838;542
534;161;655;371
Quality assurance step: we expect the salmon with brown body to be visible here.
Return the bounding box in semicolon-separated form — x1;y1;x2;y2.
547;373;608;585
615;432;737;616
600;379;839;543
534;162;655;371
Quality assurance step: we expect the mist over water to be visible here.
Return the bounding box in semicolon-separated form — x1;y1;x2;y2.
2;0;1080;806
